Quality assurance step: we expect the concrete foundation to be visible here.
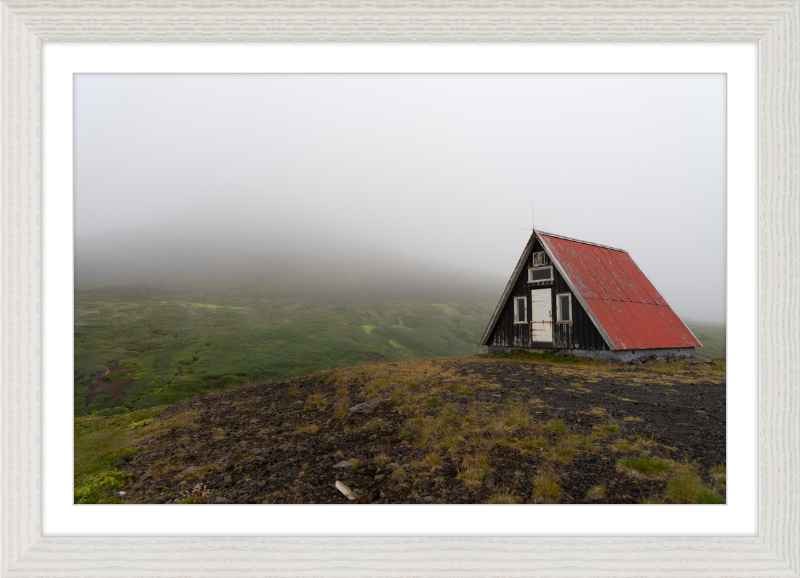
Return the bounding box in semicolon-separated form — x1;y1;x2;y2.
487;345;695;362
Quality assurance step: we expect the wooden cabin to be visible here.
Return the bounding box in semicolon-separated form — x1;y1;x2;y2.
480;230;701;361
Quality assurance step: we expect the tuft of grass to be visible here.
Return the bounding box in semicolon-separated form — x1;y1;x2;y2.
586;485;606;500
549;444;580;463
589;407;607;416
609;439;633;452
487;492;517;504
287;389;300;398
518;436;548;454
624;416;644;423
618;456;671;478
532;469;562;503
333;403;348;419
374;454;391;465
304;394;328;411
457;453;491;490
422;453;443;468
543;419;567;434
293;424;319;435
602;424;620;433
666;469;725;504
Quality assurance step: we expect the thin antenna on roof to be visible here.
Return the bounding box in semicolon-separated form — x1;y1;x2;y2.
521;199;536;235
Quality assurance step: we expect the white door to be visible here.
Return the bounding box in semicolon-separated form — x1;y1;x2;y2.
531;288;553;342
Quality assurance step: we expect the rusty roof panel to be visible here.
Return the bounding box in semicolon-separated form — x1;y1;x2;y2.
539;232;701;350
609;250;665;306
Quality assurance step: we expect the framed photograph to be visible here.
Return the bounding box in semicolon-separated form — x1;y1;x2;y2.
2;1;798;576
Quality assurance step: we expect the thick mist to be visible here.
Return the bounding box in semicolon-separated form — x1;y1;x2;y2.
74;216;507;305
75;74;726;322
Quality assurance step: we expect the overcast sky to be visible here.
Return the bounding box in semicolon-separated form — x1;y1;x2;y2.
75;73;726;323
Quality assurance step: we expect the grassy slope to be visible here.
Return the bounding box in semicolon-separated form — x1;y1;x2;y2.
683;321;726;359
75;295;494;417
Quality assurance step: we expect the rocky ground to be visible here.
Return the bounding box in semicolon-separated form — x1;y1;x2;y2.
115;354;726;504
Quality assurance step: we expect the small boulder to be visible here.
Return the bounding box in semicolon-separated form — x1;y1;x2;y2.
215;496;231;504
348;398;382;415
333;460;354;469
177;466;200;477
113;459;127;468
374;474;385;482
138;472;153;484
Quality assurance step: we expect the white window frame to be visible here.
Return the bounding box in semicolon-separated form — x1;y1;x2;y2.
513;296;527;324
556;292;572;323
528;265;553;283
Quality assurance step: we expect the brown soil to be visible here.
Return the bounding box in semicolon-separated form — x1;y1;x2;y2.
118;356;726;505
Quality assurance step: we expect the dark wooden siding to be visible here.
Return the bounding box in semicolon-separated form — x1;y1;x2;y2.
488;238;609;351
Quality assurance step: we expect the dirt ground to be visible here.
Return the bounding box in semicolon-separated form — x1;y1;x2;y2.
117;355;726;504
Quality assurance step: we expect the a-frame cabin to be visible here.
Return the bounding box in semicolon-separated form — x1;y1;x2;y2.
480;230;701;362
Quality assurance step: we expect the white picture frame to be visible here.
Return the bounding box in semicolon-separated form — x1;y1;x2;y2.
2;1;798;576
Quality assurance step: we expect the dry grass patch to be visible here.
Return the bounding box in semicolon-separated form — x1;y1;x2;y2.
710;465;726;485
422;453;443;469
457;453;491;490
609;439;633;452
487;492;517;504
624;417;644;423
517;436;548;454
293;425;319;436
333;401;348;419
304;394;327;411
543;419;567;434
586;485;606;500
532;469;562;503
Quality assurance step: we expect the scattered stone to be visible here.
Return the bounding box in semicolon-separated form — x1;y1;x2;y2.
348;398;382;414
386;463;401;471
113;459;127;468
422;495;434;502
374;474;385;482
335;480;358;500
515;496;524;504
138;472;153;483
277;444;290;451
252;456;266;464
121;453;131;461
177;466;201;477
224;475;233;483
333;460;354;469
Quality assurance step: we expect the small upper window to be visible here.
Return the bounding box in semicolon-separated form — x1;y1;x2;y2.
532;251;547;266
513;296;527;324
528;266;553;283
557;293;572;323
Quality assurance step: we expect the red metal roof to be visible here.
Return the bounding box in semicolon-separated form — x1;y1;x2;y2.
538;232;701;351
